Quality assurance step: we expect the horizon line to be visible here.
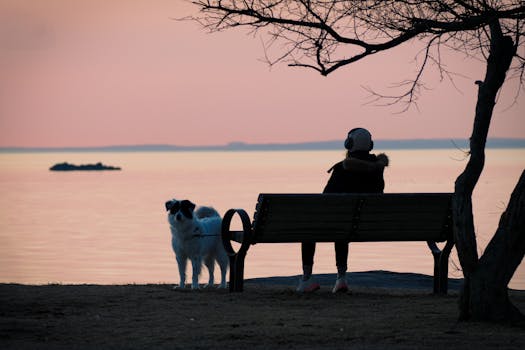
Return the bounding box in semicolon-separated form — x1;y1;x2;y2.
1;137;525;152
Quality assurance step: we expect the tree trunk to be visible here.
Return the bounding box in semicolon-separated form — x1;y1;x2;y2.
470;170;525;323
453;20;519;321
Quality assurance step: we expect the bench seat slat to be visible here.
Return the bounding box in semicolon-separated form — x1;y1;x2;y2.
255;233;447;242
255;233;349;243
258;204;450;219
262;213;448;225
254;230;446;243
257;225;447;238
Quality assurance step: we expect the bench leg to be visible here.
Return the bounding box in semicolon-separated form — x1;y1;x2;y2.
428;239;455;294
432;250;447;294
228;251;247;292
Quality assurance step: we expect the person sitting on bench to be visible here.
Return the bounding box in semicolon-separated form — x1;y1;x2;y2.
297;127;390;293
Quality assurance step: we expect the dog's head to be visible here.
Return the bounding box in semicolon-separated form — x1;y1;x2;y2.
165;199;196;228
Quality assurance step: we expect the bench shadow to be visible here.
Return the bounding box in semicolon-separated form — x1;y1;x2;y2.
245;270;464;292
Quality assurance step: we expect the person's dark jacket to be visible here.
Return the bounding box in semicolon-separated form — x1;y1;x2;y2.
323;151;389;194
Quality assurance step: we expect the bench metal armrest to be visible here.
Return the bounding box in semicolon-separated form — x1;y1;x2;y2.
221;208;252;257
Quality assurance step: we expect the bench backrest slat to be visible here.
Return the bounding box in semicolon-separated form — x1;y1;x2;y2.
252;193;453;243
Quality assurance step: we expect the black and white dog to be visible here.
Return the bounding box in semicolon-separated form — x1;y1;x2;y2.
165;199;228;289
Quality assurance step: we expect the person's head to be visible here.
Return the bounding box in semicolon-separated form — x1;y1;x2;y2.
344;128;373;153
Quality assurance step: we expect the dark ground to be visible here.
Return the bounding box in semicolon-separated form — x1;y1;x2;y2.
1;271;524;349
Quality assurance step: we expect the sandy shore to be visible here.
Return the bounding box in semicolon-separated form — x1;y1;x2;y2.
1;271;524;349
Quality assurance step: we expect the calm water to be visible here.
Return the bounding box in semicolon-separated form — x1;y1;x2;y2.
0;149;524;289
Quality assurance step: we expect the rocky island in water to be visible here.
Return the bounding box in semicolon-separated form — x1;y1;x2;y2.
49;162;121;171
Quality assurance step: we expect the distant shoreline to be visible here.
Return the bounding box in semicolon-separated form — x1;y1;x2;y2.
1;138;525;153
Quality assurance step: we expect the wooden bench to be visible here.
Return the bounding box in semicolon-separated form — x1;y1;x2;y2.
221;193;455;294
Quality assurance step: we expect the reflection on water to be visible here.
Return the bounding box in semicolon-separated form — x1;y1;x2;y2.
0;149;523;289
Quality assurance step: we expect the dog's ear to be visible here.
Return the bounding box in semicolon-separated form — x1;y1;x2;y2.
181;200;196;212
165;200;174;211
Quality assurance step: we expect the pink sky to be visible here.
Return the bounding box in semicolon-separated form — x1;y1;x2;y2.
0;0;523;148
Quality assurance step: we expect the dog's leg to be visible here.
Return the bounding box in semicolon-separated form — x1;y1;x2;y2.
204;256;215;288
190;257;202;289
218;253;229;289
176;256;187;289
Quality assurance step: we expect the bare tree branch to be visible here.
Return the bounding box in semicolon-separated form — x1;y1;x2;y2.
188;0;524;106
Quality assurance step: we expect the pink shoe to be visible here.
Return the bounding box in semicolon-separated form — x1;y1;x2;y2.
296;277;320;293
332;277;348;293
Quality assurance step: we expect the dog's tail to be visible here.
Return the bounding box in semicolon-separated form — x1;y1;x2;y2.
195;206;220;219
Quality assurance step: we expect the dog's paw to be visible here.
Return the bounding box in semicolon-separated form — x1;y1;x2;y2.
173;281;187;290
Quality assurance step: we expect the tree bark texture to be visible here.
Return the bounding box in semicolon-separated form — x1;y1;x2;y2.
453;20;519;321
471;170;525;323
